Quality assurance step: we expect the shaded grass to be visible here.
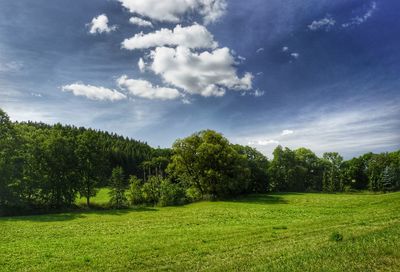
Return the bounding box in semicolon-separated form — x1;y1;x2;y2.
0;192;399;271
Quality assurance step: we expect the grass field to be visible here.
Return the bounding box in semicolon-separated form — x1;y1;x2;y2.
1;192;399;271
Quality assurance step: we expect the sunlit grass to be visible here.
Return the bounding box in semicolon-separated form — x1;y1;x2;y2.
1;192;399;271
75;188;111;206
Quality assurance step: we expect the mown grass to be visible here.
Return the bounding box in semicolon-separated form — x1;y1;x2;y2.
1;192;399;271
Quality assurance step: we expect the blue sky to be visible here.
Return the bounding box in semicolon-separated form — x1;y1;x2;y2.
0;0;399;159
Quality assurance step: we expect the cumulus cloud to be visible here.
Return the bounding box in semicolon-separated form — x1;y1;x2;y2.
342;1;377;28
282;46;289;52
118;0;226;24
117;75;181;100
308;16;336;31
122;24;217;50
129;17;153;27
88;14;117;34
62;83;126;101
149;46;253;97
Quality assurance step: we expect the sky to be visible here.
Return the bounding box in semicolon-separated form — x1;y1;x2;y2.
0;0;399;159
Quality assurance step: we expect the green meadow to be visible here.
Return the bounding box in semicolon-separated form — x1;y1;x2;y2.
1;192;399;272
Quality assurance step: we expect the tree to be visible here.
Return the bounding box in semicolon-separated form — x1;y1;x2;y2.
109;167;128;208
233;145;269;193
167;130;250;198
141;176;161;205
294;148;324;191
76;130;108;207
128;175;143;205
268;146;299;192
322;152;344;192
0;109;17;208
35;128;76;207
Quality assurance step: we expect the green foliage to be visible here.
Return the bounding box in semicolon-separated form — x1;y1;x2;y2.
141;176;162;205
159;179;186;206
168;130;251;198
127;176;143;205
0;106;399;215
268;146;300;192
322;152;344;192
109;167;128;209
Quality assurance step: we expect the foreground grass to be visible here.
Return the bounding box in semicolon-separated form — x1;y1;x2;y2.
1;193;399;271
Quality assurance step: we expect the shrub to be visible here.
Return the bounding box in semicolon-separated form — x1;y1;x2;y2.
128;176;143;205
141;176;161;205
159;179;186;207
109;167;128;209
330;231;344;242
185;187;202;202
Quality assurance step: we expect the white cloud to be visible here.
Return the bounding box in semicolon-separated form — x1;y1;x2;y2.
138;58;146;72
88;14;117;34
149;46;253;97
129;17;153;27
248;139;279;146
237;99;400;159
122;24;217;50
256;48;264;54
281;129;294;136
282;46;289;52
117;75;181;100
118;0;226;24
342;1;377;28
308;16;336;31
291;53;300;59
62;83;126;101
253;89;265;97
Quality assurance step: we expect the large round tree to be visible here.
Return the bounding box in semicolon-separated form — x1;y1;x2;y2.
167;130;250;198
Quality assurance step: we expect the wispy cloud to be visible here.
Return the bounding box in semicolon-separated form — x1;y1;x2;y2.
129;17;153;28
238;99;400;159
342;1;377;28
62;83;126;101
308;15;336;31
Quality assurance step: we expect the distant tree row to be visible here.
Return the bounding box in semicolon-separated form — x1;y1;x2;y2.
0;108;399;215
0;109;156;214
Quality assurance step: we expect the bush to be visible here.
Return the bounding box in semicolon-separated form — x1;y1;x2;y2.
159;179;186;207
128;176;143;205
185;187;202;202
109;167;128;209
330;231;344;242
141;176;161;205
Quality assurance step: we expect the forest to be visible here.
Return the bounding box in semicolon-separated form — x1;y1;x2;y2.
1;108;399;215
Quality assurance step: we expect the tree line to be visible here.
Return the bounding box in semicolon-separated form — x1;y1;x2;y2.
0;108;399;215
